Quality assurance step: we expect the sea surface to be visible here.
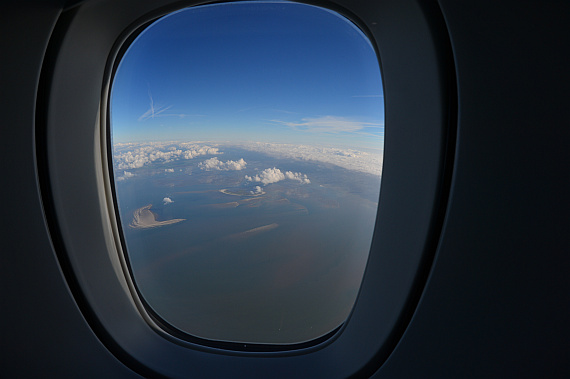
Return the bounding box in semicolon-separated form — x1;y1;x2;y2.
114;146;381;344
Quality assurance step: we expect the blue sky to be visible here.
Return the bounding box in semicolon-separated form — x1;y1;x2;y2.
111;1;384;149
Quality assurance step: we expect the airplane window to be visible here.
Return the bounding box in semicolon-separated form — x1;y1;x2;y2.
110;1;384;346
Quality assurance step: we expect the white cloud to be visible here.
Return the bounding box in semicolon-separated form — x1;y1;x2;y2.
236;142;383;176
250;186;264;195
165;168;174;173
117;171;134;181
113;140;383;177
285;171;310;184
271;115;382;134
163;197;173;205
245;167;284;185
182;145;221;159
113;142;221;170
199;157;247;171
246;167;310;186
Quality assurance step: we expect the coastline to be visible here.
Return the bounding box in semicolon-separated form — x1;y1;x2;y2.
220;188;265;197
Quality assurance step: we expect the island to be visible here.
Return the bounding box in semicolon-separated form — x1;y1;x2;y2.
129;204;185;229
220;188;265;197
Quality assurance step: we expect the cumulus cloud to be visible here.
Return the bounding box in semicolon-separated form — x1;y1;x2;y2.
163;197;173;205
246;167;310;186
117;171;134;181
199;157;247;171
165;168;174;173
113;142;221;170
245;168;284;185
182;145;220;160
285;171;310;184
251;186;264;195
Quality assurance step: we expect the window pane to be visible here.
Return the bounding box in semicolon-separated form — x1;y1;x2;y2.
110;1;384;345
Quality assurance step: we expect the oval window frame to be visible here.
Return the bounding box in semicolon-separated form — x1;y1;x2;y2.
38;0;456;376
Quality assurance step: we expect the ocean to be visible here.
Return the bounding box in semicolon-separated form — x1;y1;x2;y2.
114;149;380;344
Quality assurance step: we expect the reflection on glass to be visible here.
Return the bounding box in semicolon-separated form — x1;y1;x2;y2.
110;1;384;345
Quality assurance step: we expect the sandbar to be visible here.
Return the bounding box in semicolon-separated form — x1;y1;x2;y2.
130;204;185;229
226;223;279;239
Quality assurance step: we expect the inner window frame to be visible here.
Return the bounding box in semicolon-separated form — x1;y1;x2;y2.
107;1;385;351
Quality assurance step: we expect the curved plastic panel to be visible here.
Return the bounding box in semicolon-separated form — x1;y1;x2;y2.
39;0;455;377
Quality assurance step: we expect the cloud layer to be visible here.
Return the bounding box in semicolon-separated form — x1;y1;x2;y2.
113;140;383;177
237;142;382;176
113;142;221;170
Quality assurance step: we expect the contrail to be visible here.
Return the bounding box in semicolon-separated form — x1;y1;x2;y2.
148;88;154;118
138;89;174;121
